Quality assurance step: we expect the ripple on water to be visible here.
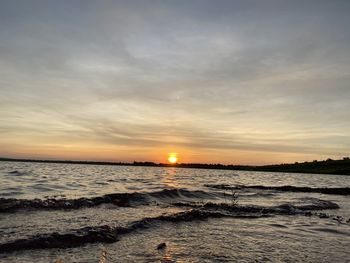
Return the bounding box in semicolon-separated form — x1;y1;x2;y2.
6;170;29;177
311;227;350;237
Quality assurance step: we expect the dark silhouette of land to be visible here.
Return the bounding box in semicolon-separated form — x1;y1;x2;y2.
0;157;349;175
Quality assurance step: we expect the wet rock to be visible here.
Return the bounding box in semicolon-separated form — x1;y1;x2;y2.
318;213;329;218
157;242;166;250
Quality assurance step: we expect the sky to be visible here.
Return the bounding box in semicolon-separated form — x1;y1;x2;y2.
0;0;349;165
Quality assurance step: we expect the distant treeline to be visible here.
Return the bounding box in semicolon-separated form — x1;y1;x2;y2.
0;157;349;175
252;157;350;175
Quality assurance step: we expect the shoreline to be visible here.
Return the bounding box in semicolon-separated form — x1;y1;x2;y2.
1;157;349;176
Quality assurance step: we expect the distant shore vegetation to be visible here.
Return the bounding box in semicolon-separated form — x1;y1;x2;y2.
0;157;349;175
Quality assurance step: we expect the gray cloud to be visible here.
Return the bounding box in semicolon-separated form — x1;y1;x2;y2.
0;0;349;163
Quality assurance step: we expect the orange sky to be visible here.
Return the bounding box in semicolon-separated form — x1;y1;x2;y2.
0;140;343;165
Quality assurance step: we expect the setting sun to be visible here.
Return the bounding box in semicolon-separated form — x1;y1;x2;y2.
167;153;178;164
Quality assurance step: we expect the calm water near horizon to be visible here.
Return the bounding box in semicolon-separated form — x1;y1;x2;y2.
0;161;349;262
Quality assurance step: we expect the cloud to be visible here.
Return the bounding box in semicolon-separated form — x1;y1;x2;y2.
0;0;349;163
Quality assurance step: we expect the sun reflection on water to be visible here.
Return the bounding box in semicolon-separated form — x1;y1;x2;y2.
162;168;179;189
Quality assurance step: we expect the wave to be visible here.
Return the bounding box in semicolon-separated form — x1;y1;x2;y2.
0;200;343;254
7;170;28;176
0;210;227;253
0;188;219;213
0;184;344;213
173;199;340;213
205;184;350;195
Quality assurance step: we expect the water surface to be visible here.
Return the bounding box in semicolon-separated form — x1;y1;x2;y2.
0;161;349;262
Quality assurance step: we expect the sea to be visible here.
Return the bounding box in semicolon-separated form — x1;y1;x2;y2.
0;161;349;263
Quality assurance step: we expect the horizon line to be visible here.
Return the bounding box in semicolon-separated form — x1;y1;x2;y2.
1;156;348;168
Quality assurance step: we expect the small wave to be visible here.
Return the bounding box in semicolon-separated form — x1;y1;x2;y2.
312;227;350;236
205;184;350;195
239;192;276;197
218;173;239;177
7;170;27;176
173;199;339;213
0;188;218;213
268;223;288;228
